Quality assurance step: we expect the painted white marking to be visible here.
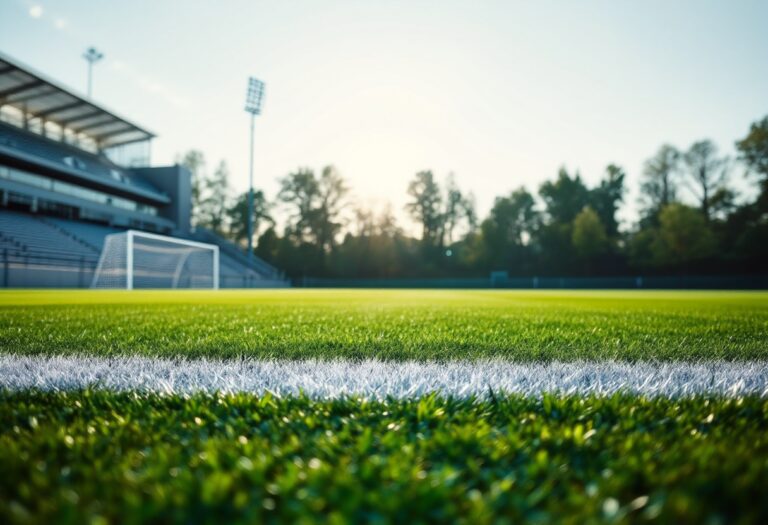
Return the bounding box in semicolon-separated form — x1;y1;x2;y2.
1;355;766;398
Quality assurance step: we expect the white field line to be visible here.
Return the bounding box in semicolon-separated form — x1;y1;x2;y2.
2;355;768;398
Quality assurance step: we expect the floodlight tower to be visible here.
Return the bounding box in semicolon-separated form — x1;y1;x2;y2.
83;47;104;98
244;77;265;265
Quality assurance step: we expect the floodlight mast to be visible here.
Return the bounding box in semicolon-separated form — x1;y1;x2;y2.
244;77;265;266
83;47;104;99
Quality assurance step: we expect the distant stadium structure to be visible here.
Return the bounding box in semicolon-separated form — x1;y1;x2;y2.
0;51;287;288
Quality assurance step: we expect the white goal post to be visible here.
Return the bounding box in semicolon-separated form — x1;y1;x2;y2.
91;230;219;289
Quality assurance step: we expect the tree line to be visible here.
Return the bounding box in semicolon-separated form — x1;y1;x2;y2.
180;115;768;279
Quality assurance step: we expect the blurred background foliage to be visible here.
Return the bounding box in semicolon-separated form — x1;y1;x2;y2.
180;115;768;280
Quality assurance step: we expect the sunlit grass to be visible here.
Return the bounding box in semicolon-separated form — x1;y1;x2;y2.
1;290;767;522
1;390;766;523
1;289;766;360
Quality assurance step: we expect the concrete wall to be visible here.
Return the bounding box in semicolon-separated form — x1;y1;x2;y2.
133;165;191;234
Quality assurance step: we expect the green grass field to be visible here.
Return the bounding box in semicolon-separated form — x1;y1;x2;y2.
2;391;767;524
1;289;768;523
1;289;767;360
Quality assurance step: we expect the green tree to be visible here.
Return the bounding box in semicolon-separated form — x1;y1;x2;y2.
375;203;400;238
682;140;729;221
729;116;768;269
627;227;658;270
228;190;273;246
539;168;591;224
277;166;348;252
312;166;349;252
442;174;463;246
589;164;625;237
653;203;716;266
333;206;406;279
640;144;679;221
255;226;280;263
278;168;318;242
351;206;375;238
571;206;608;267
405;171;443;247
480;187;538;271
176;149;206;227
736;115;768;179
197;161;231;235
441;174;476;246
536;168;593;274
736;115;768;208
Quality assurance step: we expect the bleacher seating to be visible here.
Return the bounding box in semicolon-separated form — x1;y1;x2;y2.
0;209;286;287
0;210;98;261
0;54;288;288
0;112;286;288
44;217;123;252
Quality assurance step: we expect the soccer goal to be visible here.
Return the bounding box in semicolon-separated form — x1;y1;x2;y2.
91;230;219;289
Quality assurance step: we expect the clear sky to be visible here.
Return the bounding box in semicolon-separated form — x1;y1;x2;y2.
1;0;766;231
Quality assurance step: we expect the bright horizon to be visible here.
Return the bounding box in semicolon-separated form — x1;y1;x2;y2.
1;0;767;232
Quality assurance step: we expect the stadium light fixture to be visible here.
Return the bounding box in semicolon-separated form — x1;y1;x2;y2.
245;77;265;115
244;77;265;264
83;47;104;99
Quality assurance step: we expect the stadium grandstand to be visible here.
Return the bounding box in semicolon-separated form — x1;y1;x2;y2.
0;51;287;288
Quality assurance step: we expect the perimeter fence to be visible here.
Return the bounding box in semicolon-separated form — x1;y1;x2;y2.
298;275;768;289
3;246;766;290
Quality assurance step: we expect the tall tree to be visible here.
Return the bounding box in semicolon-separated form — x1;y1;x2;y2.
405;171;443;247
228;190;273;246
255;226;279;263
176;149;206;227
736;116;768;179
197;161;231;235
462;193;478;235
351;206;375;238
442;174;463;246
539;167;591;224
535;168;592;274
640;144;679;220
482;188;537;247
589;164;625;237
480;187;538;271
312;166;349;252
736;115;768;206
652;203;716;266
682;140;729;221
277;166;348;252
441;174;476;246
375;203;400;238
730;115;768;269
278;168;320;242
571;206;608;270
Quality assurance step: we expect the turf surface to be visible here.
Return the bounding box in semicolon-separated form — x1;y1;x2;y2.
1;289;767;360
1;391;766;524
2;289;767;523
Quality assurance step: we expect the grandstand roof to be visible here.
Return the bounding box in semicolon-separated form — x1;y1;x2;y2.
0;51;155;149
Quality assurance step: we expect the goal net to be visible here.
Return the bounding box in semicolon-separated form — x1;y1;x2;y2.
91;230;219;289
